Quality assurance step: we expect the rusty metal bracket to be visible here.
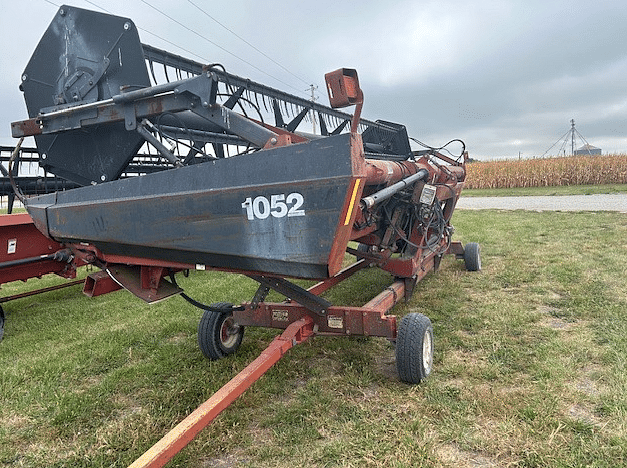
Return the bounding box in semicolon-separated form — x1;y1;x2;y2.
105;264;182;303
250;283;270;310
124;103;137;131
248;275;332;316
324;68;363;133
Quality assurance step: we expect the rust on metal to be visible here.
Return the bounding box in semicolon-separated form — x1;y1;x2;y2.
106;265;182;303
10;118;41;137
82;270;122;298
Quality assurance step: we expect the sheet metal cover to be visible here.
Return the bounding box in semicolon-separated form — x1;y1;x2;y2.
19;5;150;185
26;134;357;279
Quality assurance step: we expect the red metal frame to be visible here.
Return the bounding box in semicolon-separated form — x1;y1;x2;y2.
0;213;89;340
128;316;315;468
0;213;78;284
0;213;87;304
125;239;461;467
234;260;402;339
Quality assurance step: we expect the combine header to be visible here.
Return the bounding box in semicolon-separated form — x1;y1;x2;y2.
11;5;480;466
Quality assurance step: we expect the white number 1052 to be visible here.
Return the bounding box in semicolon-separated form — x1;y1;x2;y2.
242;193;305;220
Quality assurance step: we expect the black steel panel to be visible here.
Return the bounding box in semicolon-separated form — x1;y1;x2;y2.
26;134;356;279
361;120;412;159
20;5;150;185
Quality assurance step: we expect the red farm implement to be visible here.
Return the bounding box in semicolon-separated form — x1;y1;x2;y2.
10;5;481;466
0;212;86;341
0;144;87;341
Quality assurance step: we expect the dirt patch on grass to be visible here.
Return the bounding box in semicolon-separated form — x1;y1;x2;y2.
111;393;144;418
73;374;104;394
0;413;32;431
201;453;248;468
543;316;576;330
573;373;601;397
562;364;605;428
567;404;599;426
437;443;499;467
536;305;578;331
374;346;397;381
165;332;189;344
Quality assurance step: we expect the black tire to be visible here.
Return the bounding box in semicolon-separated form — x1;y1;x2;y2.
0;306;4;342
197;302;244;360
464;242;481;271
396;313;434;384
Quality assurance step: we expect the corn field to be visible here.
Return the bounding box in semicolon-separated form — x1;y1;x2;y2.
465;153;627;189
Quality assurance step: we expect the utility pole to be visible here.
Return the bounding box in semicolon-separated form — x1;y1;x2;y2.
542;119;594;158
308;84;318;134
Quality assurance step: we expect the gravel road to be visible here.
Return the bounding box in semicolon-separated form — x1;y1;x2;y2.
456;194;627;213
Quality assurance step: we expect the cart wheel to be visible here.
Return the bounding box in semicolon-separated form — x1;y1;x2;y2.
197;302;244;360
396;313;434;384
463;242;481;271
0;306;4;342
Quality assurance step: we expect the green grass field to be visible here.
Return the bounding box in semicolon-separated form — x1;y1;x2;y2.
1;208;626;467
463;183;627;197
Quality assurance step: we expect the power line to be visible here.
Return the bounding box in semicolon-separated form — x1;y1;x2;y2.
186;0;312;87
40;0;314;97
82;0;106;11
80;0;212;65
137;0;308;96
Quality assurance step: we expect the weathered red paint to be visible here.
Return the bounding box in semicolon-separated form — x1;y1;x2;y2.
0;213;79;284
10;118;41;137
0;213;88;318
83;270;122;297
128;316;315;468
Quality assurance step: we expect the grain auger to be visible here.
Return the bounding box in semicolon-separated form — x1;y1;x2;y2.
11;5;480;466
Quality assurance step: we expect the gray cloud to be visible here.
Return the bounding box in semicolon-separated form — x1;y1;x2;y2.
1;0;626;160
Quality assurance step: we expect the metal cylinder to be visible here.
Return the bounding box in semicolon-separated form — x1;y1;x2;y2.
364;160;417;185
361;169;429;209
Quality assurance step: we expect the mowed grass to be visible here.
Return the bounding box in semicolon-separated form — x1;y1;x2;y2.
1;209;627;467
463;183;627;197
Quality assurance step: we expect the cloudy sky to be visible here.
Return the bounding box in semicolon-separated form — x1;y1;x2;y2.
1;0;626;160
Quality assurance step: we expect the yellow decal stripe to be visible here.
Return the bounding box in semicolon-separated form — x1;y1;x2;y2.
344;178;361;225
